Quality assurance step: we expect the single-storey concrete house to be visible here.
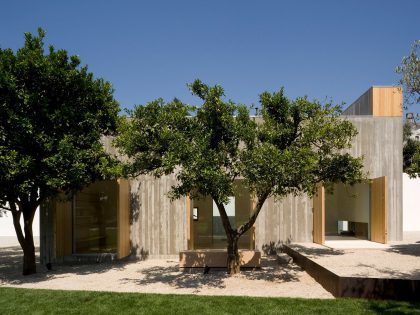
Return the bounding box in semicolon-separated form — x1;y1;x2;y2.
40;86;403;264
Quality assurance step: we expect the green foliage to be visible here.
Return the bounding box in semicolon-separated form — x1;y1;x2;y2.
0;28;120;209
118;79;365;274
117;79;364;210
403;121;420;177
396;40;420;105
1;287;419;315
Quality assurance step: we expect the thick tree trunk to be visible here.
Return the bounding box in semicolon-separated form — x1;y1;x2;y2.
22;219;36;275
214;192;269;275
11;203;37;275
227;237;240;275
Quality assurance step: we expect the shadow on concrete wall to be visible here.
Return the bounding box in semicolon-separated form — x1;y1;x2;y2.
261;237;292;255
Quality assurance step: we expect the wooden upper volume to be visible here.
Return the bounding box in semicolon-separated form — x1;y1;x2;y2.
343;86;403;117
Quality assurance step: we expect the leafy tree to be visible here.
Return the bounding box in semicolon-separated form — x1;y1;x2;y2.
403;120;420;176
0;29;120;275
396;40;420;105
397;40;420;176
116;80;365;275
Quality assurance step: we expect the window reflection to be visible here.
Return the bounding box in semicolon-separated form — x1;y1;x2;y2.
74;181;118;253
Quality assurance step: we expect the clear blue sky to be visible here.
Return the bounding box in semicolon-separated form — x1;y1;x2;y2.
1;0;419;113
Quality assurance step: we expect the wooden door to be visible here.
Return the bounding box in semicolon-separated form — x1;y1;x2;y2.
55;197;73;257
186;194;193;250
370;176;388;243
117;179;131;258
313;184;325;245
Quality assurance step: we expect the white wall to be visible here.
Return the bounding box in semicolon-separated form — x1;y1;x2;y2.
0;207;40;237
403;173;420;231
325;183;370;234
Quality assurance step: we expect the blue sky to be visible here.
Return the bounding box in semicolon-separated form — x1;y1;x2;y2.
0;0;419;113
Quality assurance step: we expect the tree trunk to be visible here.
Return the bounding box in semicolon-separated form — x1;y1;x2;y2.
22;218;36;275
227;237;240;275
214;192;269;275
11;203;37;275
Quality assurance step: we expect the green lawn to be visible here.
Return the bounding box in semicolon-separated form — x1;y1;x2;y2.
0;287;419;315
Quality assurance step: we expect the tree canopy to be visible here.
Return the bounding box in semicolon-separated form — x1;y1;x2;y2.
397;40;420;176
403;120;420;177
116;80;365;274
396;40;420;106
0;28;120;275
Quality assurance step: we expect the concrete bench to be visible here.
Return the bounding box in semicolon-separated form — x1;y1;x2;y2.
179;249;261;268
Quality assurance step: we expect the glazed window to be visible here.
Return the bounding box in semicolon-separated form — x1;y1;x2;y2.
73;180;118;253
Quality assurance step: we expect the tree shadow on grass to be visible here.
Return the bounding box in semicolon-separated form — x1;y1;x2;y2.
366;299;420;314
0;246;129;285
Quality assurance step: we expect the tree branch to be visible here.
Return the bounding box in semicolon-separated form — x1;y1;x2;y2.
237;190;270;237
0;205;12;212
213;196;235;240
9;202;26;249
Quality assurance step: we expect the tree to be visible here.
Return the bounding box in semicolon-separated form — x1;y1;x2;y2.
403;120;420;176
0;29;120;275
116;80;365;275
396;40;420;105
397;40;420;175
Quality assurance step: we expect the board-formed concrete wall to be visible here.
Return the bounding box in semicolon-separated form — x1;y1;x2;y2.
129;175;188;258
41;114;402;261
345;116;403;241
253;116;403;251
126;116;402;258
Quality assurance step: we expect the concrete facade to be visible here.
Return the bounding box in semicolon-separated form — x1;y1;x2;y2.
40;86;403;263
129;175;188;258
122;115;403;259
254;116;403;250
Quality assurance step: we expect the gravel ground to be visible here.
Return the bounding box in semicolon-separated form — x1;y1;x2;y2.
0;246;333;299
3;233;417;297
289;232;420;279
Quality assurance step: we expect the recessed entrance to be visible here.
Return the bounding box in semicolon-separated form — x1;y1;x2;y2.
188;181;254;250
54;179;131;260
325;182;370;240
313;176;388;245
73;180;118;254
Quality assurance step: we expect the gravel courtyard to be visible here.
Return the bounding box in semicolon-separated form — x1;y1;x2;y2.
0;245;333;299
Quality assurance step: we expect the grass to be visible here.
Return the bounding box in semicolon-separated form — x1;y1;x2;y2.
0;287;419;315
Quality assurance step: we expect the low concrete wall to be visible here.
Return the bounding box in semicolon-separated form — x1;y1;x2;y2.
284;245;420;301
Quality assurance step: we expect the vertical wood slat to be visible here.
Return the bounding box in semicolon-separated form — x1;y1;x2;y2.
250;194;256;250
55;197;72;257
342;87;402;117
370;176;388;244
313;184;325;245
372;87;403;117
186;194;192;249
117;178;131;258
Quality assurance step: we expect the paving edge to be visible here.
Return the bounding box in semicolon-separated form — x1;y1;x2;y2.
284;245;420;301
